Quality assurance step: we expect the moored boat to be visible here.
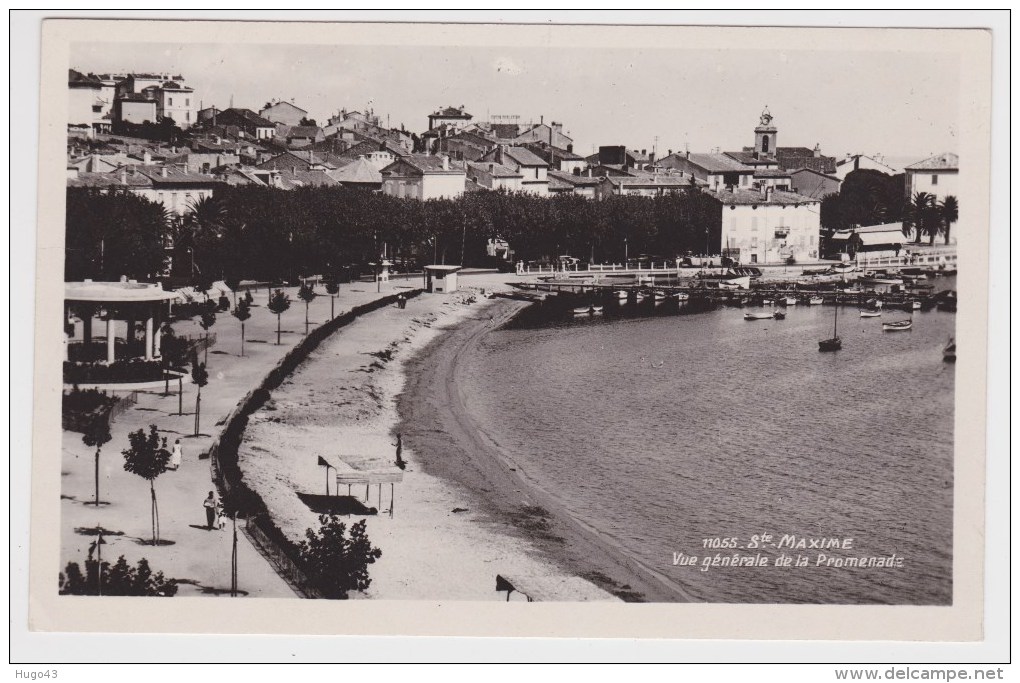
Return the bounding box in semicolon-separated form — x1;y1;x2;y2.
591;305;604;314
910;300;922;310
573;306;592;315
818;292;842;351
675;292;689;302
783;297;798;306
744;311;775;320
616;290;629;300
882;319;913;331
808;297;824;305
773;311;786;320
859;310;882;318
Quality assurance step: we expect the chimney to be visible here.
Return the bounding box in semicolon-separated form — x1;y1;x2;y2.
119;169;127;184
143;150;152;166
813;143;821;158
766;186;774;201
441;154;449;171
160;165;168;178
642;149;647;156
292;166;298;174
685;150;690;160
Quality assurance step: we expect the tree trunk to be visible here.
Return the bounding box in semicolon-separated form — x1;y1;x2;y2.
150;482;157;545
276;314;281;345
305;302;309;335
945;224;952;245
240;322;245;357
330;296;335;320
94;447;100;506
204;332;209;364
194;386;201;436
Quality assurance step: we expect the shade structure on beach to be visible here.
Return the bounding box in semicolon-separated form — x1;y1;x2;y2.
332;452;405;486
495;572;618;602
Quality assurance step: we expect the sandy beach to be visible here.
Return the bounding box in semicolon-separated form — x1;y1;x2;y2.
232;271;700;601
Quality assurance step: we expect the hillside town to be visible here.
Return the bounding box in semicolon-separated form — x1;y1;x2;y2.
67;70;960;270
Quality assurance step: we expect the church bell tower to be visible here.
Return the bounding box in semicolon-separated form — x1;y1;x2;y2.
754;106;777;158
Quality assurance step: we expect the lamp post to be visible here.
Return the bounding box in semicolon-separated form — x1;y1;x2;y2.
624;236;628;267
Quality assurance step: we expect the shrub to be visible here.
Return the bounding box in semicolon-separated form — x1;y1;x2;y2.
297;516;381;599
60;555;178;596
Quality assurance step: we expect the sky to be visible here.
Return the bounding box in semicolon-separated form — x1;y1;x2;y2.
70;41;960;163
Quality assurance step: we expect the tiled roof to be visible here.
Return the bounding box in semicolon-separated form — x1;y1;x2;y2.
287;126;322;139
775;148;837;174
710;188;819;206
68;69;102;87
904;152;958;171
788;167;839;181
219;108;276;128
430;106;472;118
491;123;521;140
724;150;778;165
330;157;382;185
384;154;465;175
467;161;522;178
684;153;755;173
604;175;699;188
754;168;792;177
547;170;601;187
501;146;548;167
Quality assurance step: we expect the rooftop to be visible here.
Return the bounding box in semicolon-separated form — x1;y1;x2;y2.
905;152;959;171
710;188;820;206
683;153;755;174
500;146;548;167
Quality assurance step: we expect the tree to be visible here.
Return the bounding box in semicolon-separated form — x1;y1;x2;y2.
81;415;111;506
297;282;317;335
267;289;291;345
297;516;382;599
939;195;959;245
232;298;252;356
191;352;209;436
60;555;178;596
198;304;217;363
325;280;340;319
905;192;938;244
65;188;168;281
122;426;171;545
299;116;318;126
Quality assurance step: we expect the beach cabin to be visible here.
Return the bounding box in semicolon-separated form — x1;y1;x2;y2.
424;265;462;293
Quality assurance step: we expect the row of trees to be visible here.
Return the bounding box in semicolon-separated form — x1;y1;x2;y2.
66;186;724;284
903;192;959;245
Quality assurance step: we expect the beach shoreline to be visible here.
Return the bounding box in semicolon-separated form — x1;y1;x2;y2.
396;295;689;603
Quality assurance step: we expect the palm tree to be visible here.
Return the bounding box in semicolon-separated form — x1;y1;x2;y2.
904;192;937;244
939;196;959;245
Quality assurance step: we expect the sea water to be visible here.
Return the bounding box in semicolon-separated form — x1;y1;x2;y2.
456;295;955;604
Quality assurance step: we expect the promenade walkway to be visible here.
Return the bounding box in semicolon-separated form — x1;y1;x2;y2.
59;277;422;598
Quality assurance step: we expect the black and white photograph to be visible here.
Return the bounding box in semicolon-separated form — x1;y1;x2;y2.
17;14;1003;656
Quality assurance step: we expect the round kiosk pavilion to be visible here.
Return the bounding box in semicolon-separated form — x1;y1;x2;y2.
64;280;182;386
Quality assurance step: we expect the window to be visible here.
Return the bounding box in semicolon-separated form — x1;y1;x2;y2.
931;175;938;185
168;97;173;106
186;98;190;106
761;135;770;153
186;112;190;122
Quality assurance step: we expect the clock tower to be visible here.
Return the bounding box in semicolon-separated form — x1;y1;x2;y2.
754;106;777;158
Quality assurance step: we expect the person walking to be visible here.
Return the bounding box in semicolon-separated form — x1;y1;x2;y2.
203;491;218;530
394;433;405;470
169;439;183;470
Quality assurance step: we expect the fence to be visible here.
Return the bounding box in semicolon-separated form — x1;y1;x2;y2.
203;288;424;598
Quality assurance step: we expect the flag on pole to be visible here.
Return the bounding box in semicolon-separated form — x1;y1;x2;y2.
317;456;330;468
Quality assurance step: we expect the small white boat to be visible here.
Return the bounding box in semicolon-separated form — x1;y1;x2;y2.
616;290;629;300
763;299;774;306
675;292;689;302
744;311;775;320
653;290;669;301
572;306;592;315
859;310;882;318
910;300;922;310
883;319;913;331
784;297;798;306
634;292;648;302
591;305;604;313
808;297;824;305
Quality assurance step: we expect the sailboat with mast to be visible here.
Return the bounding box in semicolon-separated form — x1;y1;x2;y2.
818;295;842;352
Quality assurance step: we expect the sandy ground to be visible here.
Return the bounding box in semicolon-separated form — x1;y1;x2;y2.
237;273;619;601
59;276;425;598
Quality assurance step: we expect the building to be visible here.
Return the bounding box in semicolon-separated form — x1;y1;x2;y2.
904;152;958;203
466;161;523;192
479;146;549;196
834;154;900;180
828;222;907;260
113;94;158;126
152;81;195;128
67;164;222;216
788;168;841;199
711;187;821;265
547;170;601;198
513;121;573;149
67;69;106;130
427;106;473;133
728;108;837;174
657;152;755;191
213;108;277;140
596;174;697;199
329;156;383;190
259;100;309;126
284;125;325;148
380;154;466;200
752;168;793;192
